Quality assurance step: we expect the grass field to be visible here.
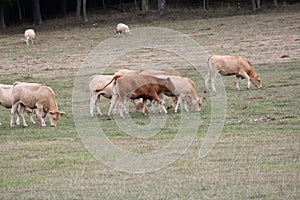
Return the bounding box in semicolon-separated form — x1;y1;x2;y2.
0;6;299;199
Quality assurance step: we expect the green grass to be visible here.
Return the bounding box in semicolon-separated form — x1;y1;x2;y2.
0;7;299;199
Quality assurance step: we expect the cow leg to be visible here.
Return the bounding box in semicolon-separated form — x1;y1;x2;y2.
123;98;129;115
150;100;156;113
240;72;251;89
35;105;46;127
211;78;217;92
158;93;167;114
18;105;28;127
183;97;190;112
142;99;148;115
95;96;102;116
235;76;240;90
108;94;117;119
174;95;183;113
28;113;36;124
89;94;97;117
151;93;165;114
118;96;126;118
10;103;19;127
204;73;210;93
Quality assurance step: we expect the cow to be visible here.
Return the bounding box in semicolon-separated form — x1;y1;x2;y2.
89;75;114;117
116;23;130;35
24;29;35;45
205;55;262;92
0;84;36;125
96;75;175;119
152;75;202;113
10;82;64;127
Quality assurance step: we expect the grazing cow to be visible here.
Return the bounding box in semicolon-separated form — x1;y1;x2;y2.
96;75;175;119
89;75;114;117
90;72;144;117
153;75;202;113
205;55;262;92
10;82;64;127
0;84;36;125
116;23;130;35
24;29;35;45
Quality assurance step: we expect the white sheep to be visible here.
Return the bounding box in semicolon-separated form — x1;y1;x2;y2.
24;29;35;45
116;23;130;35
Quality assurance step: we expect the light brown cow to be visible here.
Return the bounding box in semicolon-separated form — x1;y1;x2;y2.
153;75;202;113
10;82;64;127
96;75;175;119
90;73;144;117
89;75;114;117
205;55;262;92
0;84;36;125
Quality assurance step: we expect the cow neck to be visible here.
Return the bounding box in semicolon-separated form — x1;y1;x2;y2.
47;87;58;111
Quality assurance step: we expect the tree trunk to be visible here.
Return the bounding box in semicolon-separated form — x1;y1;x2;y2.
32;0;42;25
134;0;138;11
251;0;261;11
82;0;88;23
141;0;149;13
77;0;88;22
158;0;166;14
273;0;278;8
76;0;81;18
60;0;67;17
17;0;22;20
102;0;106;10
0;3;6;29
202;0;209;10
257;0;261;9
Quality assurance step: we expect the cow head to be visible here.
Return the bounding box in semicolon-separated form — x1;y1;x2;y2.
49;110;65;127
187;96;202;112
251;74;262;88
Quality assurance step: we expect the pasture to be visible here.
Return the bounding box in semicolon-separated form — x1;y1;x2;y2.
0;7;299;199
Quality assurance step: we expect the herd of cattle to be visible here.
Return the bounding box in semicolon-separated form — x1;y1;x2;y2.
0;54;262;128
1;25;262;127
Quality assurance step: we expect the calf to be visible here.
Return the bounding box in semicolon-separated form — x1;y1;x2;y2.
96;75;175;119
0;84;36;125
10;82;64;127
205;55;262;92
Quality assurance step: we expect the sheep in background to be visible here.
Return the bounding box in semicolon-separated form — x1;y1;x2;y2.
24;29;35;45
116;23;130;35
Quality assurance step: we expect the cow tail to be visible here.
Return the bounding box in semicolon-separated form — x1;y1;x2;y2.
94;75;120;92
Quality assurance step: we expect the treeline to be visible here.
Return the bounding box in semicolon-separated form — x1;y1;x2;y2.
0;0;297;29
